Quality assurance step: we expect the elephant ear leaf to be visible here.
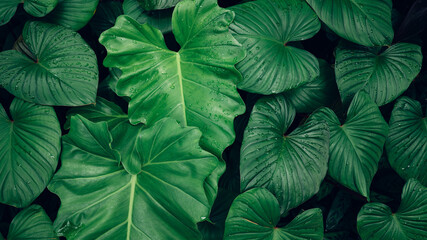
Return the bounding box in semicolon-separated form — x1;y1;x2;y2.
48;116;218;239
306;0;394;46
7;205;58;240
240;95;329;212
99;0;245;157
0;21;98;106
0;0;58;26
307;91;388;199
357;179;427;240
230;0;320;94
386;97;427;186
224;188;324;240
335;41;422;106
0;98;61;208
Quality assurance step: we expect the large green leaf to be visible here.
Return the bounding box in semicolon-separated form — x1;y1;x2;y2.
7;205;58;240
229;0;320;94
357;179;427;240
306;0;394;46
0;98;61;208
335;41;422;106
99;0;245;157
240;95;329;211
48;116;218;239
136;0;180;11
0;0;57;26
307;91;388;198
0;21;98;106
283;59;338;113
386;97;427;185
224;188;324;240
44;0;99;31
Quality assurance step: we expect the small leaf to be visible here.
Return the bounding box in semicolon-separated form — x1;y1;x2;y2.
230;0;320;94
357;179;427;240
224;188;324;240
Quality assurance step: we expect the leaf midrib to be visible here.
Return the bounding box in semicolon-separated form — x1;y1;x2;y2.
175;53;187;127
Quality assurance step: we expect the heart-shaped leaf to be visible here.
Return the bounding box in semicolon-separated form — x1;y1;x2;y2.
335;41;422;106
357;179;427;240
240;95;329;211
230;0;320;94
99;0;245;157
386;97;427;185
0;0;57;26
224;188;324;240
0;21;98;106
48;116;218;239
307;91;388;198
283;59;338;113
0;98;61;207
44;0;99;31
136;0;180;11
7;205;58;240
306;0;394;46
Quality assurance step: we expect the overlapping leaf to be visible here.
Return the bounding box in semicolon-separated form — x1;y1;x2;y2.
306;0;394;46
224;188;324;240
307;91;388;198
230;0;320;94
0;0;57;26
99;0;245;157
0;21;98;106
0;98;61;207
45;0;99;30
240;95;329;211
49;116;218;239
357;179;427;240
386;97;426;185
123;0;173;33
335;41;422;106
136;0;180;11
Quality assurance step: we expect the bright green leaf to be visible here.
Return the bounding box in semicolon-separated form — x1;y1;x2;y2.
0;0;57;26
230;0;320;94
48;116;218;239
307;91;388;198
0;98;61;208
357;179;427;240
306;0;394;46
386;97;427;185
224;188;324;240
240;95;329;212
335;41;422;106
99;0;245;157
7;205;58;240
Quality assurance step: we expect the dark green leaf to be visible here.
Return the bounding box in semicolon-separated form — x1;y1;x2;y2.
123;0;173;33
136;0;180;11
0;0;58;26
90;1;123;36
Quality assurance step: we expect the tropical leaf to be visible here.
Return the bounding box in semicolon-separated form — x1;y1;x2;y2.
240;95;329;212
136;0;180;11
386;97;427;185
357;179;427;240
230;0;320;94
0;98;61;208
335;41;422;106
0;21;98;106
307;91;388;198
123;0;173;33
7;205;58;240
48;116;218;239
0;0;57;26
306;0;394;46
99;0;245;157
44;0;99;31
224;188;324;240
89;1;123;36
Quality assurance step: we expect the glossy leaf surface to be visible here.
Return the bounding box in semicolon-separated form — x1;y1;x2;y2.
306;0;394;46
240;95;329;211
307;91;388;198
0;98;61;207
0;0;57;26
357;179;427;240
45;0;99;31
99;0;245;157
49;116;218;239
0;21;98;106
224;188;324;240
386;97;427;185
335;41;422;106
230;0;320;94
